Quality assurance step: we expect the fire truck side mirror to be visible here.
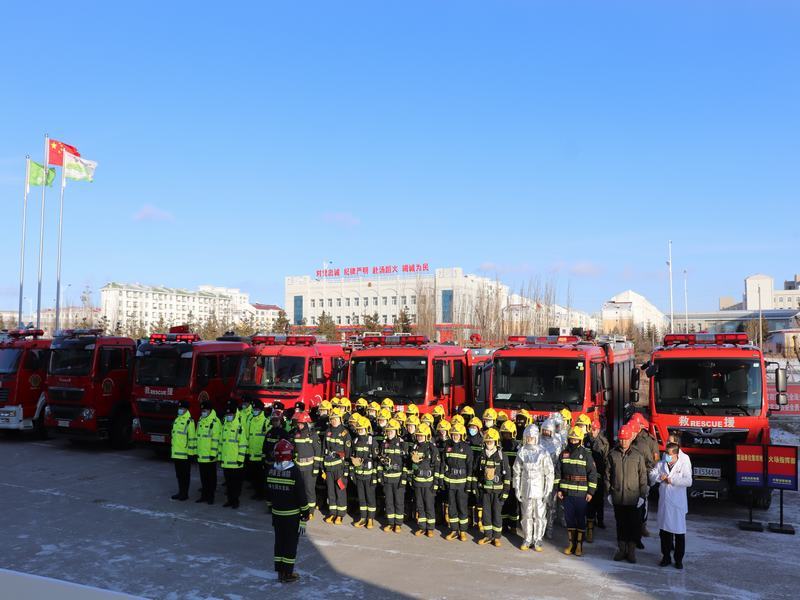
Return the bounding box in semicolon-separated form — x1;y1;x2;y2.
312;361;325;384
441;362;451;396
601;365;612;391
630;367;640;391
775;367;788;394
776;392;788;407
332;358;347;383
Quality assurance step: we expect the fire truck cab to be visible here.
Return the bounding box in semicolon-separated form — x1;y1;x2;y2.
132;332;249;445
348;334;470;415
44;329;136;447
0;329;51;433
234;334;347;414
644;332;788;508
480;332;636;433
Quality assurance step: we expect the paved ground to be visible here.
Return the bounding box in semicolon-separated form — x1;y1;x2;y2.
1;427;798;600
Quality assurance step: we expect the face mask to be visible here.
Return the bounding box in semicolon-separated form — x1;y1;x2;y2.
177;408;187;416
200;410;210;418
468;427;478;436
253;409;262;416
225;414;234;422
275;460;293;470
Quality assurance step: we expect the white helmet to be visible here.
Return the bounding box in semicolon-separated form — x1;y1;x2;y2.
549;412;565;432
540;418;556;436
523;423;540;445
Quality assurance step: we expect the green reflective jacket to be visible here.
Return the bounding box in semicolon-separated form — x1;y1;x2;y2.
196;411;222;463
171;411;197;460
220;414;247;469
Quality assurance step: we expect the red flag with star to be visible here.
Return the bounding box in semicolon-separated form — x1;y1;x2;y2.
48;139;81;166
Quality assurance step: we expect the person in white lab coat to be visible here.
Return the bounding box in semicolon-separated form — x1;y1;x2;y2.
649;442;692;569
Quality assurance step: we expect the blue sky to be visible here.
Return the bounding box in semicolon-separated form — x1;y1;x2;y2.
0;1;797;316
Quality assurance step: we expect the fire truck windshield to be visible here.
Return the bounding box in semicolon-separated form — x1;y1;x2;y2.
237;356;305;391
493;358;585;410
49;340;94;376
350;357;427;404
135;350;193;387
0;348;23;374
654;359;763;416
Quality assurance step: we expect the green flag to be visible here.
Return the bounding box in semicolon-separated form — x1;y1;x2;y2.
28;160;56;187
63;152;97;182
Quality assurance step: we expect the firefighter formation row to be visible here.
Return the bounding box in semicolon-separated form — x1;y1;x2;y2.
170;395;659;556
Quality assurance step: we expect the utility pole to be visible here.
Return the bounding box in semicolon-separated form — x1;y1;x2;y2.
684;269;689;333
668;240;674;333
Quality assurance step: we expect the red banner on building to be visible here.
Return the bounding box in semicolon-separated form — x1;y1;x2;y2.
315;263;430;279
767;445;798;491
736;445;766;488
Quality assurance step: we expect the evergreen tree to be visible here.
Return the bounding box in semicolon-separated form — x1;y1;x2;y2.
316;311;339;340
393;307;413;333
362;312;381;331
271;310;290;333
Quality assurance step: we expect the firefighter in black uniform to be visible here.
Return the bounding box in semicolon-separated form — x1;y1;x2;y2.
555;426;598;557
477;428;511;547
265;439;309;584
379;418;408;533
410;423;440;537
263;406;289;512
351;415;379;528
442;422;473;541
291;411;321;520
466;416;485;529
322;407;351;525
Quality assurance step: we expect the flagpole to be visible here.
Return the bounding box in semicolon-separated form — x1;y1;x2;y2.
18;157;31;328
36;135;49;329
55;156;67;333
668;239;674;334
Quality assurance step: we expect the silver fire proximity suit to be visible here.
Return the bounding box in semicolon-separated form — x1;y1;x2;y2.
512;424;555;549
540;418;562;539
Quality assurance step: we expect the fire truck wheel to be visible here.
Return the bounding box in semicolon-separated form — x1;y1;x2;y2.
753;489;772;510
33;412;49;440
110;407;133;450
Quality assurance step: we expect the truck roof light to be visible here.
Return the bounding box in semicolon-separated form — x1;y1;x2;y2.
361;334;428;347
56;328;102;338
8;329;45;339
507;335;580;346
663;333;750;346
251;334;316;346
148;332;200;344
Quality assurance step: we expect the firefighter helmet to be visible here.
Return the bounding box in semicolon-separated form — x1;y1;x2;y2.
368;401;381;413
497;411;509;424
452;423;467;437
331;397;341;407
378;408;392;421
630;412;649;430
469;416;483;429
483;408;498;421
559;408;573;425
432;405;445;417
460;405;475;418
394;411;407;423
292;411;311;423
406;404;420;416
417;423;432;439
385;419;400;431
500;420;517;437
451;414;465;427
577;414;592;428
568;426;584;440
437;419;451;432
618;424;634;440
339;397;351;411
355;397;369;408
319;400;333;411
407;415;421;427
484;428;500;443
273;439;294;462
421;413;434;425
330;407;343;418
381;398;395;411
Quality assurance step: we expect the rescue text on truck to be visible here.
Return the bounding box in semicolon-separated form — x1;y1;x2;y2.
132;332;248;444
642;332;788;509
348;334;470;415
234;334;347;414
478;331;635;434
44;329;136;448
0;329;50;434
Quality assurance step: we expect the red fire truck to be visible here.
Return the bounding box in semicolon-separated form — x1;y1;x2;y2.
642;332;788;508
479;333;636;432
233;334;347;413
0;329;51;434
348;334;471;415
131;332;249;445
44;329;136;447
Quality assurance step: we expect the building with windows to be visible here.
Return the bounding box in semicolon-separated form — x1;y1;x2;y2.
720;273;800;311
601;290;668;333
100;283;281;332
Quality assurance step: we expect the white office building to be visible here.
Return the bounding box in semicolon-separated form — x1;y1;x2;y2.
601;290;668;333
720;273;800;311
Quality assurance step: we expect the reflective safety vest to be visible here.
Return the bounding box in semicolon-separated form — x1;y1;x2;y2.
171;411;197;460
239;405;253;449
196;411;221;463
220;415;246;469
246;412;268;461
555;445;598;497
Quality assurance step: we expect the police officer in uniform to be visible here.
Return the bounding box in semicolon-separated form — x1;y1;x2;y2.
195;399;221;504
170;400;196;500
265;439;309;584
220;400;247;508
246;401;268;499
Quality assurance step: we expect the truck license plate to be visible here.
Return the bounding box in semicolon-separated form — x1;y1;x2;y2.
58;419;70;428
694;467;721;479
151;434;165;443
0;417;9;423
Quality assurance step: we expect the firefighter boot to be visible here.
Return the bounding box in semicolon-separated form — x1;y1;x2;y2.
443;504;450;526
491;538;502;548
575;530;585;556
324;514;336;524
445;530;458;541
459;531;468;542
366;519;375;529
586;519;594;543
334;516;343;525
519;543;530;551
563;529;577;555
383;524;394;533
626;541;637;564
354;519;365;528
613;541;626;561
394;524;403;534
478;536;492;545
477;508;484;533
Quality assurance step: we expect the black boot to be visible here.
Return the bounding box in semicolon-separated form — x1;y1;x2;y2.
659;555;672;567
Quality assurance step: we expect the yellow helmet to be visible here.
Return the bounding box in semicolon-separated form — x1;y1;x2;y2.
437;419;451;432
469;416;483;429
378;408;392;421
407;415;421;427
331;397;341;407
385;419;400;431
348;413;359;425
497;411;509;424
460;405;475;418
452;423;467;437
339;397;351;411
560;408;573;424
394;411;407;423
421;413;434;425
319;400;333;411
432;405;446;417
517;409;532;425
483;408;498;421
368;401;381;412
484;428;500;443
406;404;420;416
417;423;432;439
451;414;465;427
358;415;372;430
500;420;517;436
577;414;592;428
355;397;368;408
568;425;584;440
381;397;395;411
330;407;343;418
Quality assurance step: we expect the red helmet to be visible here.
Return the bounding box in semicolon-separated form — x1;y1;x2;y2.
618;425;634;441
273;439;294;462
292;411;311;424
630;413;649;430
591;419;602;430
